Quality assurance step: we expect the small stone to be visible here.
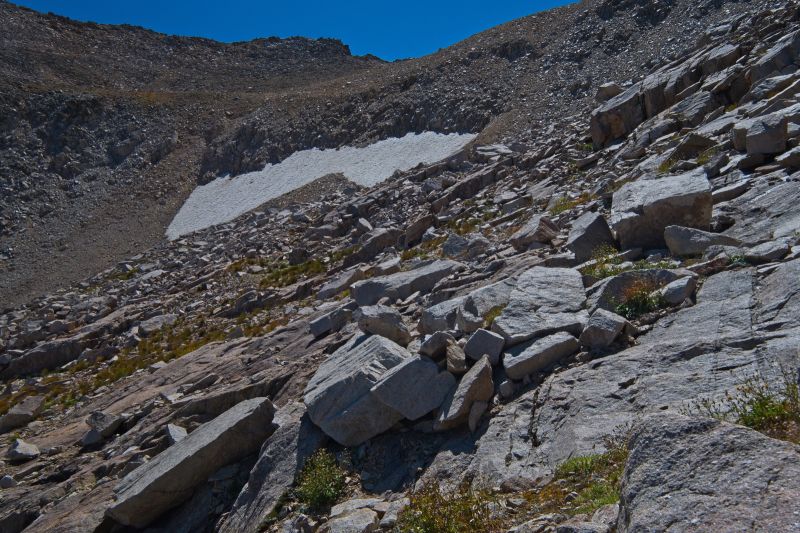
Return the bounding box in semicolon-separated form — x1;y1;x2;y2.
165;424;188;445
0;475;16;489
6;439;39;463
463;328;505;365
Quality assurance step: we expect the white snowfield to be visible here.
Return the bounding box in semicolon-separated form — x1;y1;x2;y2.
166;132;476;239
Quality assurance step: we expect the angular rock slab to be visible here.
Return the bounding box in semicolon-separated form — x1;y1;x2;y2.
509;214;559;252
664;225;741;257
610;171;711;250
356;305;412;346
106;397;276;528
566;212;615;264
492;267;587;346
218;402;326;533
350;260;463;306
304;334;410;446
503;332;579;380
618;414;800;532
436;355;494;430
370;356;456;421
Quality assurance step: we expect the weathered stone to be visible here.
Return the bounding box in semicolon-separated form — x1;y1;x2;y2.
139;314;178;337
419;331;455;359
80;429;104;448
611;172;712;250
343;228;402;268
436;355;494;430
6;439;39;463
320;508;379;533
745;239;791;264
463;328;505;365
0;395;44;434
749;29;800;83
664;225;741;257
590;84;644;148
745;114;787;155
370;356;455;421
503;332;579;380
405;214;436;247
351;260;463;306
304;334;409;446
219;403;326;533
165;424;188;445
317;267;364;300
106;398;276;528
1;336;83;378
566;212;615;264
579;309;627;349
86;411;123;438
0;475;16;489
509;214;559;251
657;276;697;306
356;305;411;346
492;267;587;346
445;342;468;375
618;414;800;532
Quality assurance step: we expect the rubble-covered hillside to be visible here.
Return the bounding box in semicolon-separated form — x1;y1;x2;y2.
2;0;800;532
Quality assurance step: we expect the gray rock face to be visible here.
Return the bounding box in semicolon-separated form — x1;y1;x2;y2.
106;397;276;528
138;314;178;337
745;114;788;155
5;439;39;463
463;328;505;365
0;395;44;434
1;336;83;379
503;332;579;380
658;276;697;305
436;355;494;430
419;331;455;359
320;508;379;533
86;411;123;438
370;356;455;421
355;305;411;347
610;172;712;250
566;212;615;264
618;414;800;532
303;334;409;446
509;214;559;252
350;260;463;306
664;225;741;257
590;84;644;148
219;402;326;533
579;309;628;349
492;267;587;346
165;424;188;445
442;233;491;260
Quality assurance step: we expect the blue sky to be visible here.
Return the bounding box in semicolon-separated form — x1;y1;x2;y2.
14;1;572;60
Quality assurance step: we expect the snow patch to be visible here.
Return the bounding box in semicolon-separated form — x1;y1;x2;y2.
166;132;476;239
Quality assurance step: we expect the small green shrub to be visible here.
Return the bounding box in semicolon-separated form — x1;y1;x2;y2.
549;192;593;215
395;483;500;533
579;244;624;279
696;147;718;166
295;450;347;512
483;304;506;328
614;279;666;319
657;157;677;174
688;366;800;444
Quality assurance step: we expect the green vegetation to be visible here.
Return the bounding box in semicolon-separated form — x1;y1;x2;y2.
657;157;677;174
483;304;507;328
295;449;347;512
107;267;140;282
259;259;326;289
579;245;624;279
395;483;500;533
614;279;666;319
577;142;594;152
549;192;593;216
696;147;718;166
400;236;446;261
689;366;800;444
551;438;628;514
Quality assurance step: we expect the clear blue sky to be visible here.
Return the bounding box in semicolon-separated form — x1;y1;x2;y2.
13;0;572;60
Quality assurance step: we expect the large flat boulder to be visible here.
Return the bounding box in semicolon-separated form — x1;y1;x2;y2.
303;334;410;446
503;332;579;380
370;356;456;421
218;402;326;533
610;171;712;250
492;267;587;346
566;212;615;264
350;260;463;306
0;336;83;379
106;397;276;528
590;83;644;148
618;414;800;532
